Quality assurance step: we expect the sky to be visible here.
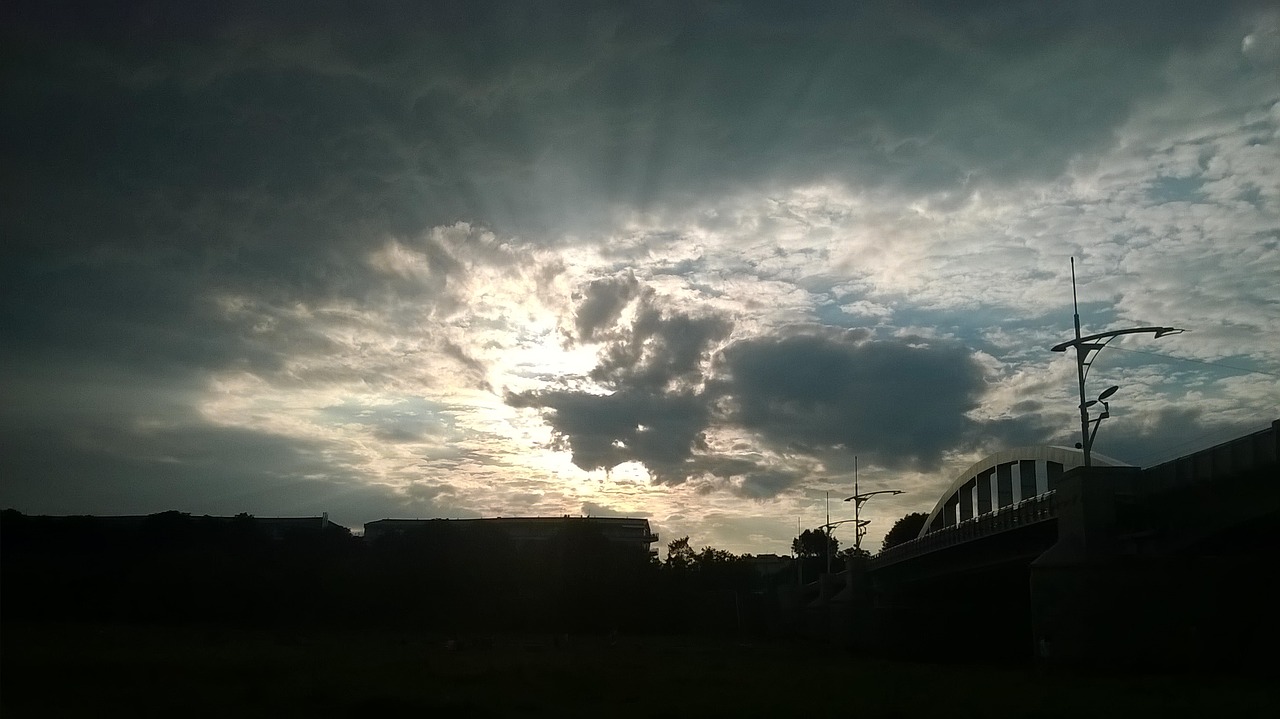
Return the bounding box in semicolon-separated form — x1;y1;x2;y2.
3;1;1278;555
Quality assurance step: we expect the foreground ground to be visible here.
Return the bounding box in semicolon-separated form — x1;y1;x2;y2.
3;623;1276;717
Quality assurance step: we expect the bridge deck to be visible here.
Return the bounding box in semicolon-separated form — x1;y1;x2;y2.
871;492;1056;569
872;419;1278;569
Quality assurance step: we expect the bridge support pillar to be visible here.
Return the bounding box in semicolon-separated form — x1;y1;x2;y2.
1030;465;1145;667
835;555;875;652
803;572;841;642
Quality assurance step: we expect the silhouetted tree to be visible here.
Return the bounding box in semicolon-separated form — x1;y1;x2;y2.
837;547;871;561
881;512;929;550
693;546;753;589
655;538;760;634
665;536;696;571
791;528;839;578
791;528;837;558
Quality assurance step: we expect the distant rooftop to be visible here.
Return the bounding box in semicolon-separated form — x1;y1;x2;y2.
363;516;658;552
1;510;348;533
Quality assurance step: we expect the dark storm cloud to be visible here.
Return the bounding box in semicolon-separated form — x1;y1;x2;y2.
3;0;1260;345
5;1;1257;262
507;387;711;483
574;273;642;342
0;254;310;382
511;283;737;483
0;229;500;398
728;469;801;500
714;326;988;471
516;280;1011;481
589;298;734;393
0;420;449;527
0;357;464;524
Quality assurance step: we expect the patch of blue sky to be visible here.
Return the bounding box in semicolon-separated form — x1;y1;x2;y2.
1147;175;1206;204
813;298;1124;361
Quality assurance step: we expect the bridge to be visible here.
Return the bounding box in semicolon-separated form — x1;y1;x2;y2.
791;419;1280;667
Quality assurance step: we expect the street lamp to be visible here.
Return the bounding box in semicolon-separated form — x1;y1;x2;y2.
840;455;905;553
1050;258;1183;467
817;517;871;574
1078;384;1119;459
842;491;903;552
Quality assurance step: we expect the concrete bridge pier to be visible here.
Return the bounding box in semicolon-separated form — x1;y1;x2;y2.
829;555;874;651
805;570;844;641
1031;465;1171;668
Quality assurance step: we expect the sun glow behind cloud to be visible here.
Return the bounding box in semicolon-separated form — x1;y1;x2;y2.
187;88;1280;548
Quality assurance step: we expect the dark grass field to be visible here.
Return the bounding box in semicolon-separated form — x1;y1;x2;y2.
3;623;1276;718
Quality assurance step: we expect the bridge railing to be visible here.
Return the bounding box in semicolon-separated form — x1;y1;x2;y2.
870;491;1057;569
1141;421;1277;492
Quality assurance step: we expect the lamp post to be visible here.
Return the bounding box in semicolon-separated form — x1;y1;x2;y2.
841;456;905;554
818;518;871;573
1051;258;1183;467
1079;384;1120;461
842;492;904;552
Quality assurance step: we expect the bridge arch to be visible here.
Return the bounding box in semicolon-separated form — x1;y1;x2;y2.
917;446;1129;538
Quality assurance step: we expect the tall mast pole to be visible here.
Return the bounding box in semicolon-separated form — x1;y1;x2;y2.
853;456;860;552
1054;258;1182;467
797;516;802;586
825;491;831;574
1071;258;1092;467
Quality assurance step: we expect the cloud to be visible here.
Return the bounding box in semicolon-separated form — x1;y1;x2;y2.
574;273;642;342
718;467;806;500
319;397;455;445
511;283;1026;484
589;297;734;393
507;387;712;483
714;326;990;471
6;1;1259;262
0;420;449;530
512;280;746;484
682;455;809;499
440;340;491;392
580;501;646;518
1241;13;1280;68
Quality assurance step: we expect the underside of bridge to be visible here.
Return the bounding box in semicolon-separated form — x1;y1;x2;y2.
871;559;1037;662
853;517;1057;662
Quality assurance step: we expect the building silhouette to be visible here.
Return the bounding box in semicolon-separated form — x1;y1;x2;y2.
363;516;658;556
